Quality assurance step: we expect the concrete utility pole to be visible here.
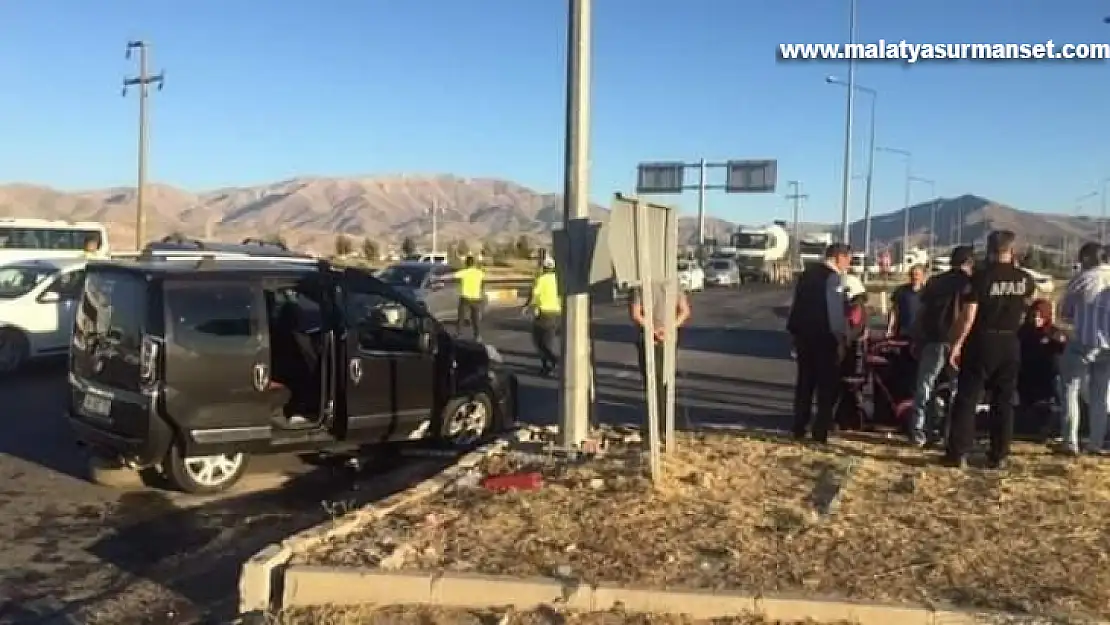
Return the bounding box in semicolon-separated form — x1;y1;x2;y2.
123;40;165;251
836;0;859;244
785;181;808;272
558;0;593;449
427;202;442;254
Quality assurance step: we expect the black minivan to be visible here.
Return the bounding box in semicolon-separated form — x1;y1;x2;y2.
67;245;517;494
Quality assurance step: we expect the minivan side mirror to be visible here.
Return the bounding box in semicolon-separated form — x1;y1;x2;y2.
38;291;60;304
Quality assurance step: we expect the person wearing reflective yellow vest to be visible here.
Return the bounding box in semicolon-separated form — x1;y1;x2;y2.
453;256;486;340
523;257;561;376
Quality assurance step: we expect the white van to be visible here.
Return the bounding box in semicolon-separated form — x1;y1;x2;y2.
0;218;109;262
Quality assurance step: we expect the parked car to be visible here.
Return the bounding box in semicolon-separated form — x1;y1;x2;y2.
676;260;705;292
405;253;449;265
376;261;460;321
67;249;517;494
704;259;740;288
0;257;87;374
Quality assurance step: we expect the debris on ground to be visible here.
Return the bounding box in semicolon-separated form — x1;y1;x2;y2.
301;430;1110;621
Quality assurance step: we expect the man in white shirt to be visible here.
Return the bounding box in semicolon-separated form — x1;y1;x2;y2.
1059;242;1110;455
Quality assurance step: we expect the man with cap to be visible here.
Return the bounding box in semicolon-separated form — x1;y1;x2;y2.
1059;242;1110;455
944;231;1034;469
522;256;562;376
787;242;852;443
906;245;976;446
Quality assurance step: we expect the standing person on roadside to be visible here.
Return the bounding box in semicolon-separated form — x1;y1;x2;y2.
886;264;926;338
522;257;561;377
453;256;486;341
944;231;1034;469
906;246;976;447
629;280;691;413
786;243;852;443
1058;242;1110;455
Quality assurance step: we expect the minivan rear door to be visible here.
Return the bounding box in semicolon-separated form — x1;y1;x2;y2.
70;268;155;442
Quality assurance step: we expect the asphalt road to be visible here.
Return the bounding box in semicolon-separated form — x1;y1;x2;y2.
0;284;795;625
484;284;797;432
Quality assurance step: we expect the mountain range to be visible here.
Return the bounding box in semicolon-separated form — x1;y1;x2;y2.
0;176;1100;255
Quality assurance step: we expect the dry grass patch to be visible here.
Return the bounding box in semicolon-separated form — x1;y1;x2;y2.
271;604;855;624
302;432;1110;621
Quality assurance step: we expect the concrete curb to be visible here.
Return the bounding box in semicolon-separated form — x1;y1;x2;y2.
237;438;509;620
278;567;1078;625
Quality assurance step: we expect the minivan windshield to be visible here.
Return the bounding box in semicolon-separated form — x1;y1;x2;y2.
709;260;732;271
0;265;54;299
377;264;431;287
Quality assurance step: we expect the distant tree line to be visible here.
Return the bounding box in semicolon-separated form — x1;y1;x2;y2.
333;233;540;265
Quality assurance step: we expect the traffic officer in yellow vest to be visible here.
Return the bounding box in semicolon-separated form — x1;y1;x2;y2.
523;256;561;376
453;256;486;341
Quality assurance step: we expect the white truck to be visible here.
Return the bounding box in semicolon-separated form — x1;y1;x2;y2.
730;224;792;283
797;232;834;271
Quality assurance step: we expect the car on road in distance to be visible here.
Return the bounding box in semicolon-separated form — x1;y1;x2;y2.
704;258;740;288
406;252;449;265
376;261;460;321
677;260;705;292
67;243;517;494
0;257;87;374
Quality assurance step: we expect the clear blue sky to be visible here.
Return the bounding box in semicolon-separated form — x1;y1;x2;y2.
1;0;1109;226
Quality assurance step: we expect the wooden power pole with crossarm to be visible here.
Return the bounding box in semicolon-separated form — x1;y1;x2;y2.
123;40;165;250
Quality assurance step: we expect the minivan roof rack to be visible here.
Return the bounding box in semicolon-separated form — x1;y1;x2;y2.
240;237;288;250
143;238;309;259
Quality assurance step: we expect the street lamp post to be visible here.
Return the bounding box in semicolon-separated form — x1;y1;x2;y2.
910;176;936;256
1100;177;1110;245
1070;191;1099;259
827;75;876;276
837;0;859;244
876;147;912;268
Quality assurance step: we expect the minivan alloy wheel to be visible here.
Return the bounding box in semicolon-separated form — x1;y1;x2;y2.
182;453;245;488
445;399;490;446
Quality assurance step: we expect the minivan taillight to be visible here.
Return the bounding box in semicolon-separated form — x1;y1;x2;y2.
140;334;159;384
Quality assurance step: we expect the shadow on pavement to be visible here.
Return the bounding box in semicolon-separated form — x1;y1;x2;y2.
587;324;792;360
513;374;792;434
0;449;454;625
0;359;90;483
497;347;797;396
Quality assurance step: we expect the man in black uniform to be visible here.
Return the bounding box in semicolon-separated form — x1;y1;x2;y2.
944;230;1034;469
787;243;852;443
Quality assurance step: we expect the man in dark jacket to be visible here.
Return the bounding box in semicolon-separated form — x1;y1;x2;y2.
787;243;852;443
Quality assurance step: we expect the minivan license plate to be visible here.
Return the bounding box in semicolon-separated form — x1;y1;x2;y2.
82;394;111;417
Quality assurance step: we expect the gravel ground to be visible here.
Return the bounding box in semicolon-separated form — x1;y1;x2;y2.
272;604;857;624
301;431;1110;622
